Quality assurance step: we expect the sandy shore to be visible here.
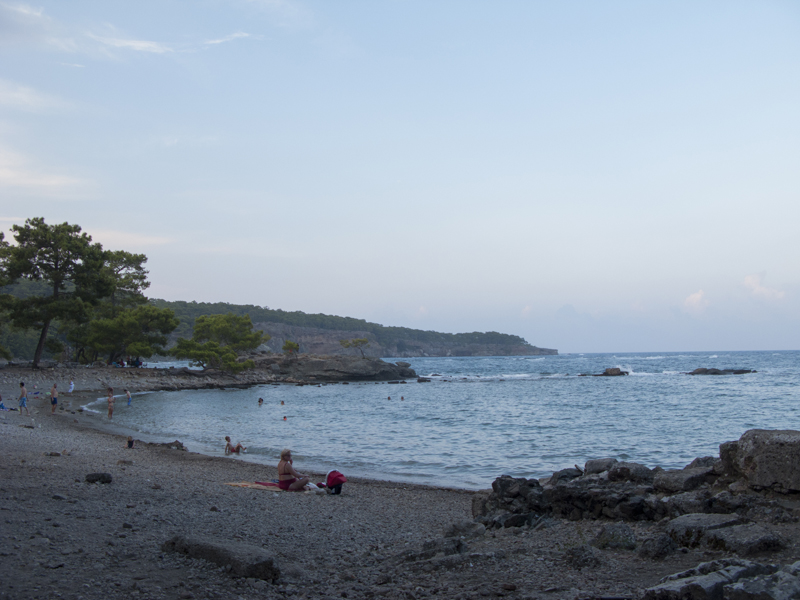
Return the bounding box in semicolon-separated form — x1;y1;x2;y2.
3;377;800;600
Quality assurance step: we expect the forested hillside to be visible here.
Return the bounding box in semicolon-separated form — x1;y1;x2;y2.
149;298;535;351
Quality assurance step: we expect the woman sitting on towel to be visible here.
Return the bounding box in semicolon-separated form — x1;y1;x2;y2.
277;448;310;491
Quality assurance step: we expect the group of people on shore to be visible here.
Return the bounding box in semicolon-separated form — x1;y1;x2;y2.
2;380;76;416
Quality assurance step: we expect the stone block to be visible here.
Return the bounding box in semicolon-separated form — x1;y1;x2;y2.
162;535;280;582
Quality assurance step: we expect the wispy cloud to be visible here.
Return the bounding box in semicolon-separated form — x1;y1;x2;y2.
87;33;173;54
205;32;251;45
0;78;65;111
59;62;85;68
744;273;785;300
0;146;87;191
0;2;44;19
684;290;709;314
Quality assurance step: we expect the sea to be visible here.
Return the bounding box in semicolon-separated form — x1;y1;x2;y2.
83;351;800;490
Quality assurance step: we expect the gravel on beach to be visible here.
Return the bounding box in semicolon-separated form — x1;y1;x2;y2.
3;376;800;600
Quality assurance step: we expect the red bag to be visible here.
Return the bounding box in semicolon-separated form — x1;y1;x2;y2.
326;470;347;494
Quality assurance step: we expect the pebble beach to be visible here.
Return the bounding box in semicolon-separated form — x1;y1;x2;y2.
3;369;800;600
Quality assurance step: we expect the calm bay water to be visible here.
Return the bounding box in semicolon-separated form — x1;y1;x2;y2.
86;351;800;490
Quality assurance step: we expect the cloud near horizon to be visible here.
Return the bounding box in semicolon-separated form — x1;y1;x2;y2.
744;274;785;300
683;290;709;314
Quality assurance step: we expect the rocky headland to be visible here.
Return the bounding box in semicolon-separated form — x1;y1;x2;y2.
0;354;418;398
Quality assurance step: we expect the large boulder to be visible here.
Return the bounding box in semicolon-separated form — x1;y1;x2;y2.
655;467;715;493
666;513;744;547
725;430;800;493
585;458;618;475
608;461;655;483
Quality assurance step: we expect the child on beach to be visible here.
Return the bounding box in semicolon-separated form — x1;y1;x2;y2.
51;383;58;414
125;389;132;406
107;388;115;420
224;436;246;455
19;382;30;417
126;436;136;449
68;380;74;394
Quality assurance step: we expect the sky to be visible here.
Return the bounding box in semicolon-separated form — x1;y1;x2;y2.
1;1;799;353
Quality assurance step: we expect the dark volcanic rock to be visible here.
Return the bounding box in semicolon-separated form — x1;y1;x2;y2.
254;355;416;382
85;473;112;484
687;368;757;375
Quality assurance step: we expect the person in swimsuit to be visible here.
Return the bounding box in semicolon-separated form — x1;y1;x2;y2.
107;388;115;420
50;383;58;414
126;436;135;449
277;449;310;491
258;398;264;407
224;436;246;454
19;382;30;417
125;389;132;406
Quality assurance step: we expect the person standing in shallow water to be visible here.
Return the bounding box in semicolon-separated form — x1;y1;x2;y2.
125;389;132;406
107;388;115;420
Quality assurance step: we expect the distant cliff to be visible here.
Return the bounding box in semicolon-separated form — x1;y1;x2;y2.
151;299;557;358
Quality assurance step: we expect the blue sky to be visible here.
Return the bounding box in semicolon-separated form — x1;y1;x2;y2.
1;1;799;352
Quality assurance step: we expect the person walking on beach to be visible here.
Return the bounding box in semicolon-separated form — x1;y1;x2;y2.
125;389;132;406
50;383;58;415
18;382;30;417
68;380;74;394
107;388;115;420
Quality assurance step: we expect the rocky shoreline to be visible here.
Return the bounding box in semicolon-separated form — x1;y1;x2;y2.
2;368;800;600
0;355;418;400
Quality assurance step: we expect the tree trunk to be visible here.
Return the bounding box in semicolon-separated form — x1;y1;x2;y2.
32;319;51;368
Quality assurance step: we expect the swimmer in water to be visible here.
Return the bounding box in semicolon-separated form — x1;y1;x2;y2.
280;400;285;406
224;436;246;454
283;416;287;421
388;396;391;401
258;398;264;407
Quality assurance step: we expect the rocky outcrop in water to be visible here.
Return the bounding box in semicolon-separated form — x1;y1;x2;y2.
249;354;416;382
